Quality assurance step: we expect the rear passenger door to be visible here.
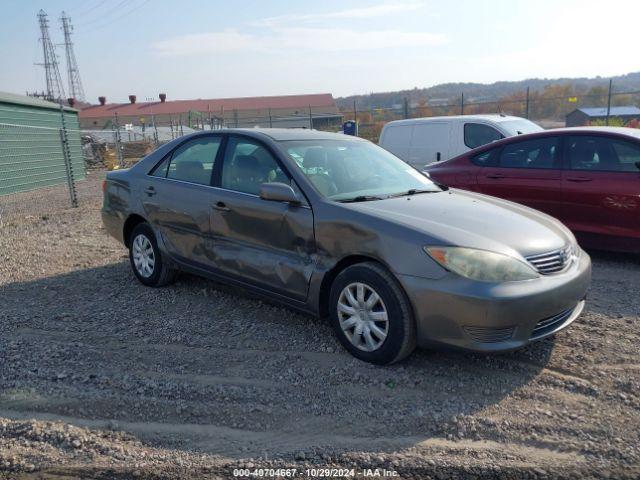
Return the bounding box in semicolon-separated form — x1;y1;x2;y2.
561;135;640;248
476;136;563;218
141;135;223;267
209;136;315;301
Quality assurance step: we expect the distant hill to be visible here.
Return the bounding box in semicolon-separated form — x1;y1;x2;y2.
336;72;640;109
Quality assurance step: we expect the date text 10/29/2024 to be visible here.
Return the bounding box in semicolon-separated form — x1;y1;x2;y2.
233;468;399;478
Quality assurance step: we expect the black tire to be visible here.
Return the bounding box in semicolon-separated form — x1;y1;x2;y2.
329;262;416;365
128;223;177;287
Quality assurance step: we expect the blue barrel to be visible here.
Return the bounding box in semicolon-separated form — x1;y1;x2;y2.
343;121;358;136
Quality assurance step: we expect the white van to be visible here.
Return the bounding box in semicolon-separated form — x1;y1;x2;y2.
379;114;542;169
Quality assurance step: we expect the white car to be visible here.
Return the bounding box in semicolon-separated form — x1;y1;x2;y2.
379;114;542;169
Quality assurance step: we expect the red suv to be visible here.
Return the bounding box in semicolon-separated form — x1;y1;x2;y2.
425;127;640;253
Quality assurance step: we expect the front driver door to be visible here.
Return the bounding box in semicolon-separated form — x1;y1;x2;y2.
209;135;315;301
476;136;563;218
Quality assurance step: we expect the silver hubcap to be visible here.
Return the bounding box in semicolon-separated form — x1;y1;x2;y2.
337;282;389;352
132;234;155;278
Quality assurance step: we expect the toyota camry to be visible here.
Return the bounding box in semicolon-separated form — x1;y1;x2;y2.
102;129;591;364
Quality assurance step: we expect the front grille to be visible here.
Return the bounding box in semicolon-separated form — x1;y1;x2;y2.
463;325;515;343
525;245;573;275
531;307;574;337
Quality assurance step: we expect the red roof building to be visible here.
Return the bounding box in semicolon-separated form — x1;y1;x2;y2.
79;93;341;129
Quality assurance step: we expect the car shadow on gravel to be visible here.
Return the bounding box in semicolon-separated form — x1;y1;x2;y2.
0;262;555;462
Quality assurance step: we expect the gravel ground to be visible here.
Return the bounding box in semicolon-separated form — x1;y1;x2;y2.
0;174;639;479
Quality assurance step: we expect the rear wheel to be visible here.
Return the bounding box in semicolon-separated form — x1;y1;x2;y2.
128;223;177;287
329;262;416;364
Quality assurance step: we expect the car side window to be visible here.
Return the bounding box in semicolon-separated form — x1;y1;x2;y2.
611;140;640;171
498;137;559;169
568;136;640;172
471;149;499;167
164;136;221;185
464;123;503;149
221;137;288;195
150;153;171;177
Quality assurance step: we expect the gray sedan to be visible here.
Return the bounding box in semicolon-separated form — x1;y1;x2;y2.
102;129;591;364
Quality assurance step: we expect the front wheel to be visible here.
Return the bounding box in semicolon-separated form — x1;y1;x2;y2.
329;262;416;364
128;223;177;287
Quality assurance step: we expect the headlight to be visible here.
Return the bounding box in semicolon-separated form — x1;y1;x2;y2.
424;246;539;282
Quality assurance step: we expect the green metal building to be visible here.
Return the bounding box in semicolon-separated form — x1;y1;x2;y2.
0;91;85;196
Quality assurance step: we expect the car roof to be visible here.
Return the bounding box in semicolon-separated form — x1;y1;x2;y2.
466;126;640;154
171;128;365;144
384;114;529;127
550;126;640;138
231;128;364;142
426;126;640;167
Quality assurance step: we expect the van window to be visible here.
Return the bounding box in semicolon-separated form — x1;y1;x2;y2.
383;125;412;145
464;123;503;149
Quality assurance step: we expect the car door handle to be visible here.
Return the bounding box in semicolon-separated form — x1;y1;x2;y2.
144;186;156;196
213;201;230;212
486;173;505;179
565;177;592;182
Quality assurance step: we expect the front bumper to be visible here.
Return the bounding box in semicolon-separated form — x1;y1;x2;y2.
398;251;591;352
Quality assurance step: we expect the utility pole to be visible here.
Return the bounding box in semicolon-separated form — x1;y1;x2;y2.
36;10;66;103
525;86;530;119
606;79;613;126
60;12;85;103
460;93;464;115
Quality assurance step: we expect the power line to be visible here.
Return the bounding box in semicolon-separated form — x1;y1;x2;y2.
75;0;151;33
65;0;108;18
75;0;133;28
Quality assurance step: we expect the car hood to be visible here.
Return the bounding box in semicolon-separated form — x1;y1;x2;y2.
347;189;573;258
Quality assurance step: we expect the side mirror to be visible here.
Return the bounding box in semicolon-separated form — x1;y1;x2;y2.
259;182;301;205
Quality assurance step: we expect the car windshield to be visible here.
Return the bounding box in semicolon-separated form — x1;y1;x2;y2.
281;139;441;201
499;119;543;136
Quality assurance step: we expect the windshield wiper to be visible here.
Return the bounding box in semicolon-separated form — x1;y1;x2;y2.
338;195;386;203
387;189;439;198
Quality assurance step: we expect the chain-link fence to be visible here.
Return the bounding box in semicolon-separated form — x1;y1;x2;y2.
343;85;640;142
0;118;91;221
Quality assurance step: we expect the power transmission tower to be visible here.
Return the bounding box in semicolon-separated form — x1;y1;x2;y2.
60;12;85;103
36;10;66;103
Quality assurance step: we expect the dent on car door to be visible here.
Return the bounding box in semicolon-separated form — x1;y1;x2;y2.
209;136;315;300
141;135;223;266
561;135;640;249
476;136;563;218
